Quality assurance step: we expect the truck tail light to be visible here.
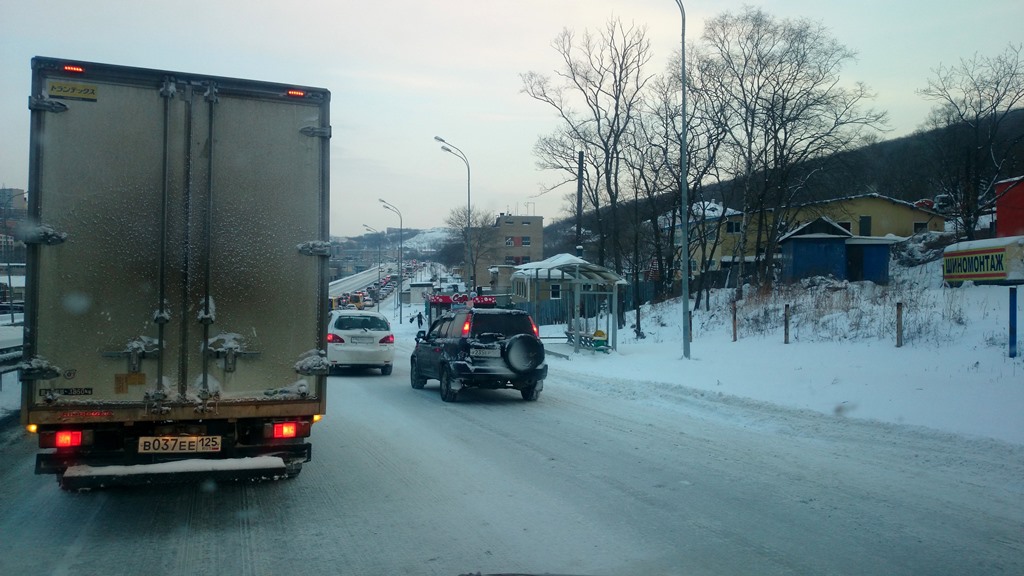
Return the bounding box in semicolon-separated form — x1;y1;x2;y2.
63;64;85;74
379;334;395;344
273;423;297;439
286;89;306;97
327;333;344;343
39;429;94;449
56;431;82;447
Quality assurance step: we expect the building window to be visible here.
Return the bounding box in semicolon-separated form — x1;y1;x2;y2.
550;283;561;299
522;220;531;225
522;236;531;246
913;222;928;233
522;256;531;264
505;220;514;225
859;215;872;236
726;221;742;234
837;221;852;232
505;236;514;247
505;256;517;265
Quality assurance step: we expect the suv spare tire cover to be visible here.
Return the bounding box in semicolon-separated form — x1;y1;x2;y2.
502;334;545;374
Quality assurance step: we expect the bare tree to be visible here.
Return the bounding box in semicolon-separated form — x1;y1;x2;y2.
918;43;1024;240
444;206;501;290
522;18;654;275
703;7;887;285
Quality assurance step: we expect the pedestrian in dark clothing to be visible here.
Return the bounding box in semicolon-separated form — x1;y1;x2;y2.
416;312;424;328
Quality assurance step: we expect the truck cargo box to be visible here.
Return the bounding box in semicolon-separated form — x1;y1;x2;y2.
20;57;331;486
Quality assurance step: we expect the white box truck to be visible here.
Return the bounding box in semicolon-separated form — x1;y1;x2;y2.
20;57;331;489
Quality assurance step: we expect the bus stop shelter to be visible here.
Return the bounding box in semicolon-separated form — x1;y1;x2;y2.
511;254;625;353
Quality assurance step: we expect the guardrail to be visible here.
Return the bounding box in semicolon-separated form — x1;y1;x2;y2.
0;345;23;374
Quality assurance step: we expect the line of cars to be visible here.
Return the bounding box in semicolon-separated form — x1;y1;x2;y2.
325;304;547;403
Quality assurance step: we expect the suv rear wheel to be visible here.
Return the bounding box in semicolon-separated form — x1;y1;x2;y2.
439;368;458;403
410;358;426;389
520;383;541;401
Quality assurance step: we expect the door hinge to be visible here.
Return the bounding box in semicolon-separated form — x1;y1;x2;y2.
297;240;331;256
17;224;68;245
28;96;69;113
300;126;331;138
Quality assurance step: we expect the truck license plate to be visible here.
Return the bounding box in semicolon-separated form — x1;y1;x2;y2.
470;348;500;358
138;436;222;453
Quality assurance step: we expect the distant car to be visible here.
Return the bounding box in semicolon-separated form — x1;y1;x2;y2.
363;297;375;307
410;308;546;402
326;310;395;375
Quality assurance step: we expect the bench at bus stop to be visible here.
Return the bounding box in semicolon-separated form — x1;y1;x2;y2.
564;331;611;353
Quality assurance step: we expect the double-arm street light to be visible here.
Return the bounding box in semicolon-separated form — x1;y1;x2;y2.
673;0;691;360
363;224;382;309
379;199;403;322
434;135;473;292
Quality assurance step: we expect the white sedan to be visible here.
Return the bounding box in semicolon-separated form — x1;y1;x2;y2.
325;310;395;375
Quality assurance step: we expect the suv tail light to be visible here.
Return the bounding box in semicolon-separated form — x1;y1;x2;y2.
530;318;539;338
327;333;344;343
461;318;471;337
379;334;395;344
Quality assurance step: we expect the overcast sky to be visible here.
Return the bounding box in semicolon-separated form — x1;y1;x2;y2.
2;0;1021;238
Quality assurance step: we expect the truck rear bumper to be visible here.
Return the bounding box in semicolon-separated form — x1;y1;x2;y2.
37;442;312;476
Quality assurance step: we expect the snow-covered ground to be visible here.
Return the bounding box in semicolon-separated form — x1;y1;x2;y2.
2;258;1021;446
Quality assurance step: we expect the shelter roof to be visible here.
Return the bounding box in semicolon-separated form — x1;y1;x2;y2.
512;253;626;285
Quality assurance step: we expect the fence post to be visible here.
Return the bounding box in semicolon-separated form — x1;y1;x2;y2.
1010;287;1018;359
784;303;790;344
896;302;904;348
732;300;737;342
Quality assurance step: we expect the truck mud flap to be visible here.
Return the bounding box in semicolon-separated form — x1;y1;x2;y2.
56;455;293;491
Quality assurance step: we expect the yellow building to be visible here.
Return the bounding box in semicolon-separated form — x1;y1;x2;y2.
688;194;946;279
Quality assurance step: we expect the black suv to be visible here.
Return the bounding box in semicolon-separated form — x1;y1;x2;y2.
410;308;547;402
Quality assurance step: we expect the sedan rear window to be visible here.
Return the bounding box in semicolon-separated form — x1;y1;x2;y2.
334;316;390;331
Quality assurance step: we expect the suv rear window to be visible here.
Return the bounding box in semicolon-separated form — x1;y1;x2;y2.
469;312;534;337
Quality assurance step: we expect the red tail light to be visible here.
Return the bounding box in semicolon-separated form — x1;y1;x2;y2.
273;423;297;439
327;333;344;343
379;334;395;344
461;319;471;337
530;319;539;338
56;431;82;447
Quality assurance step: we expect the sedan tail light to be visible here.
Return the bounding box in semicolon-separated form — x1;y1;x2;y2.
326;333;344;343
379;334;395;344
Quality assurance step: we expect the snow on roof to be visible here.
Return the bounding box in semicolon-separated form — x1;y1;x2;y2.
795;192;942;215
512;253;626;284
779;217;853;242
945;235;1024;252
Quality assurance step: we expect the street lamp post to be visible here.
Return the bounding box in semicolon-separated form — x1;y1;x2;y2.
363;224;382;310
379;199;403;322
674;0;691;360
434;136;473;293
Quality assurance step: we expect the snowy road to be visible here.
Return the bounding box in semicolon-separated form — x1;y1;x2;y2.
0;352;1021;575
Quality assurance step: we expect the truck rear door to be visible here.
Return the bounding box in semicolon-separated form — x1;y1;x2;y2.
22;57;330;425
